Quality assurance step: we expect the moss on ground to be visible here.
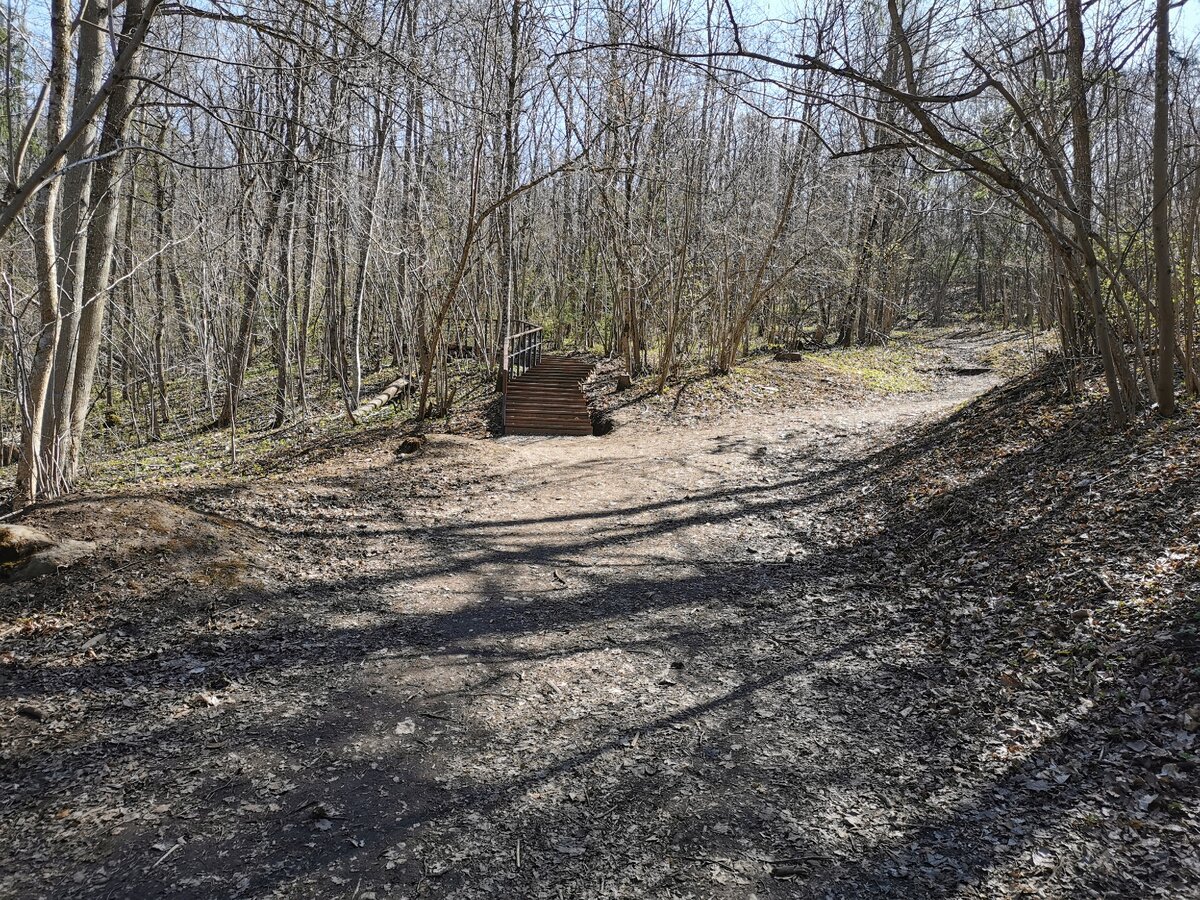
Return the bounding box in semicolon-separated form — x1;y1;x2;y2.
980;330;1057;376
803;343;935;393
78;360;490;496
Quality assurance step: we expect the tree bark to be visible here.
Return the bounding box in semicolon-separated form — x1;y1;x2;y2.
67;0;153;482
1065;0;1132;425
16;0;71;505
1151;0;1175;415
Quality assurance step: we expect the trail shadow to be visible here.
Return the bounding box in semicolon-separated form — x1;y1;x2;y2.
1;363;1196;898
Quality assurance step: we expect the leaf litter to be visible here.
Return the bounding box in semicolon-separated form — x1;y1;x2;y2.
0;332;1196;898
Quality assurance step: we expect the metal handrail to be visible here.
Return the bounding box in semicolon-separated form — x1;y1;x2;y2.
501;321;544;389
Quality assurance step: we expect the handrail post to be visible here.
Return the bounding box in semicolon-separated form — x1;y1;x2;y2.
501;323;548;385
501;331;511;392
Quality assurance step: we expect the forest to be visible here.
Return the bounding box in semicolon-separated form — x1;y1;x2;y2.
0;0;1193;501
0;0;1198;897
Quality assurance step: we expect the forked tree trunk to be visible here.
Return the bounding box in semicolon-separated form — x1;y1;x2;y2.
45;0;108;461
66;0;153;485
18;0;71;505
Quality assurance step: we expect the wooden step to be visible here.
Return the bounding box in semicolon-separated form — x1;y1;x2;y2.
509;389;585;397
505;423;592;435
510;381;586;388
506;382;587;392
505;408;590;419
506;429;592;437
505;406;590;416
505;397;587;405
503;352;596;436
506;412;590;422
507;406;588;415
504;405;588;415
505;405;589;416
505;391;588;403
506;422;593;436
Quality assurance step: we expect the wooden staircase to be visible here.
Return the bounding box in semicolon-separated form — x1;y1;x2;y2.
504;355;595;436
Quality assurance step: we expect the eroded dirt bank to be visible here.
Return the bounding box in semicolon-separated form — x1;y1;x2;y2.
2;334;1196;899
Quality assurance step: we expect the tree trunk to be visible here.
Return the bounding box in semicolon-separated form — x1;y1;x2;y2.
45;0;108;462
66;0;152;483
17;0;71;505
1151;0;1175;415
215;175;289;429
1065;0;1133;425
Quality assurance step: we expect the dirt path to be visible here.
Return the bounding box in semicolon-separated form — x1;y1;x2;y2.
5;337;1072;899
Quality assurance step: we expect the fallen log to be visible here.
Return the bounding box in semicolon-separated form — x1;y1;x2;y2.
0;524;95;582
350;375;411;422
